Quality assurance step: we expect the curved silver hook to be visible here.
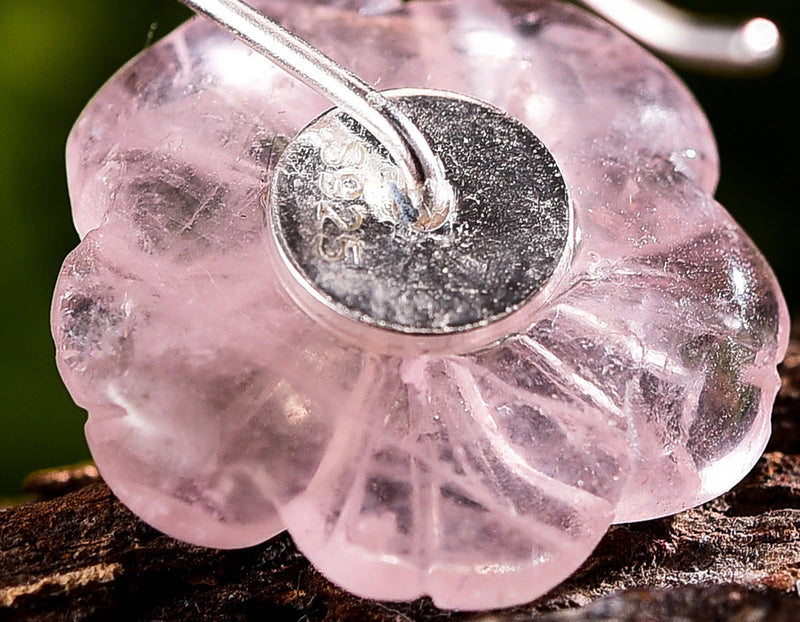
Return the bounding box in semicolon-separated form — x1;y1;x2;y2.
575;0;783;74
179;0;454;230
177;0;782;226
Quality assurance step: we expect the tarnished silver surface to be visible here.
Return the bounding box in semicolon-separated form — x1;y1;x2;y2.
269;90;571;334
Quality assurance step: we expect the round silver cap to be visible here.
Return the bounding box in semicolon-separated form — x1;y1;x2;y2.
269;90;571;335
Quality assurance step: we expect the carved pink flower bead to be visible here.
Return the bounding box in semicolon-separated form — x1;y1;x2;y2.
53;0;789;610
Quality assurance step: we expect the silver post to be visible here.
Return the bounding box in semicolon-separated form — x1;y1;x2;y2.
577;0;783;73
178;0;453;229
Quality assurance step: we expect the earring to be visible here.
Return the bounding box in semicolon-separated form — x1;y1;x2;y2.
52;0;789;610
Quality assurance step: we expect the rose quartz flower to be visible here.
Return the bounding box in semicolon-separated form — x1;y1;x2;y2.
52;0;789;610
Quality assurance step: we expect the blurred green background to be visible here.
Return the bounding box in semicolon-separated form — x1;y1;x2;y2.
0;0;797;495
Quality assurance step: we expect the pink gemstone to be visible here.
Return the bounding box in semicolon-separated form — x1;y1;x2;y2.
53;0;789;610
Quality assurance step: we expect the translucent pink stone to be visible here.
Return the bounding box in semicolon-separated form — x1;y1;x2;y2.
53;0;789;610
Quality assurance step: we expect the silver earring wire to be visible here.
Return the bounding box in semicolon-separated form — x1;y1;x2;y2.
178;0;782;207
179;0;454;228
576;0;783;74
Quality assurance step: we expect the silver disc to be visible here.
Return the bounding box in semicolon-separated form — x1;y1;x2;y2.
269;90;571;334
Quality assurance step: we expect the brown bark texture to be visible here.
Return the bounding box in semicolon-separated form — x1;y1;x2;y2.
1;331;799;621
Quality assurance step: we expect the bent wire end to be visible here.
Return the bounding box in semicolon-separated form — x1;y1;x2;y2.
576;0;784;74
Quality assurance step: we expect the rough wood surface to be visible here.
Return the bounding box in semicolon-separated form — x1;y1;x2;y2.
1;331;798;621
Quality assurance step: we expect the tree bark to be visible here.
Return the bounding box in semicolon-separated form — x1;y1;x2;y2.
2;331;799;621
